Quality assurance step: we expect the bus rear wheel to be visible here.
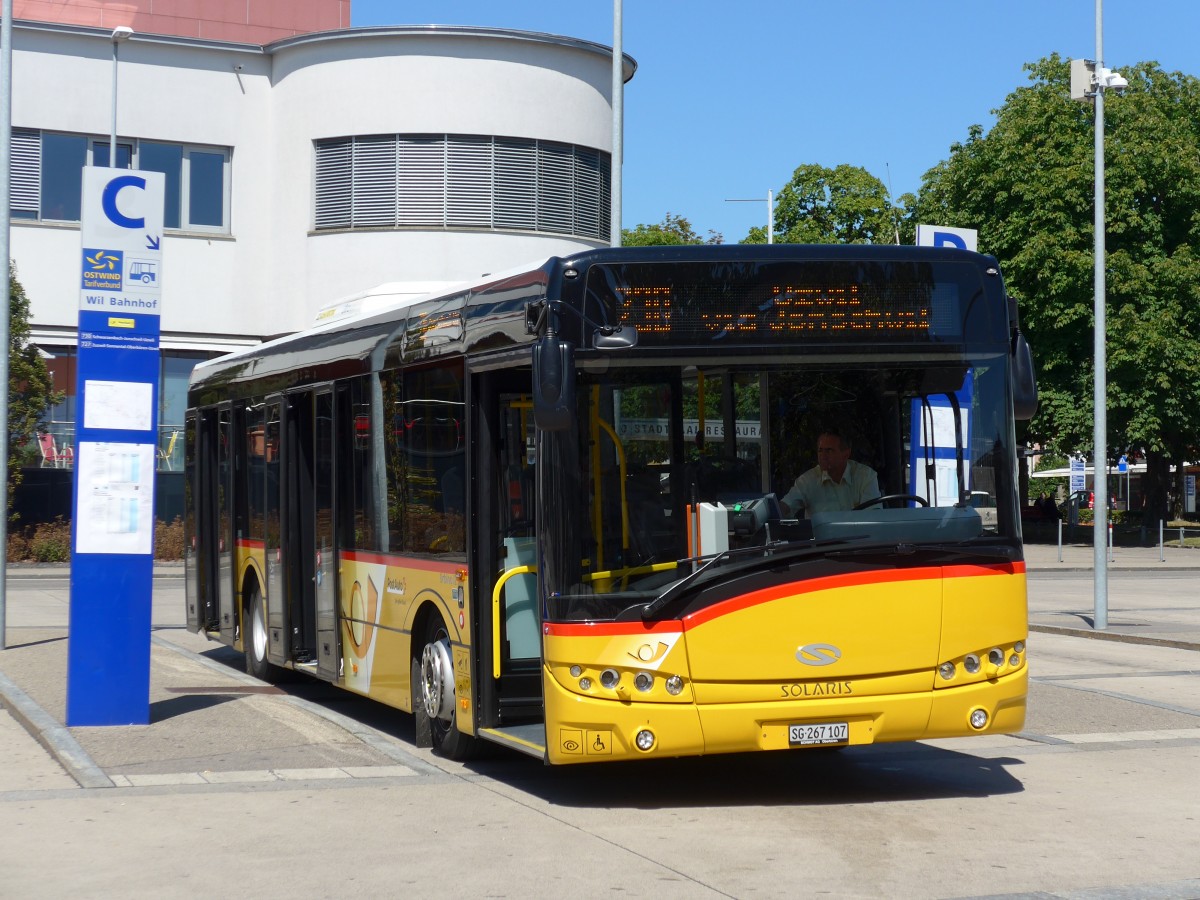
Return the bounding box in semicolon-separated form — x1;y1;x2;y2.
412;617;477;760
245;586;283;683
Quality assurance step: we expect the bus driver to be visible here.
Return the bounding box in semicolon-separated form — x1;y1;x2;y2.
780;428;880;517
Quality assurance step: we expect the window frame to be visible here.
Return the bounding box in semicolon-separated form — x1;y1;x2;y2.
9;128;232;234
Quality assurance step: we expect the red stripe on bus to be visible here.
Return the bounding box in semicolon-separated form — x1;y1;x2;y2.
682;561;1025;630
236;538;265;550
340;549;464;574
543;561;1025;637
543;619;684;638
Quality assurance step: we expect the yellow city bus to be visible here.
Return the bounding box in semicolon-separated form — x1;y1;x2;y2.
185;244;1039;764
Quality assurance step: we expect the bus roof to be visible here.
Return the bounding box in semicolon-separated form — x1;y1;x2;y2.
188;244;1004;403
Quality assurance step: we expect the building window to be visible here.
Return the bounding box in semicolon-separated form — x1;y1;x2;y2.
314;133;611;241
9;129;231;233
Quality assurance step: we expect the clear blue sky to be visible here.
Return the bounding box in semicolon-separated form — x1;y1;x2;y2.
352;1;1200;243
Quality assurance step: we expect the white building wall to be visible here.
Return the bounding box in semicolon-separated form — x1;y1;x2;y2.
10;23;629;346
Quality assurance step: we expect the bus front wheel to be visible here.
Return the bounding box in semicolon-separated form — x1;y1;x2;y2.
412;617;477;760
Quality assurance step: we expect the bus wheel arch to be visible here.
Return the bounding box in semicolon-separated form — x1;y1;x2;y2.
410;605;477;759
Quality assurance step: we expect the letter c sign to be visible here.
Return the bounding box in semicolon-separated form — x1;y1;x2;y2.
102;174;147;229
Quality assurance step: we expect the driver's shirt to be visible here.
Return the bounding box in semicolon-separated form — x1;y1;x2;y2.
781;459;880;516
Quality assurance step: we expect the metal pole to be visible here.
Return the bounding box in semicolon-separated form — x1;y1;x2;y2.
1057;519;1063;562
110;37;118;160
1159;519;1164;562
0;0;13;650
1092;0;1109;630
767;190;774;245
610;0;622;247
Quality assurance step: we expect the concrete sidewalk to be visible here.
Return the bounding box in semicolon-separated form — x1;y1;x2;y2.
1;547;1197;792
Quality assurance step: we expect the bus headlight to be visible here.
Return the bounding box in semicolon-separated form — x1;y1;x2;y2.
665;675;684;696
963;653;981;674
634;672;654;693
635;729;656;751
969;708;989;730
600;668;620;690
988;648;1005;667
938;662;956;680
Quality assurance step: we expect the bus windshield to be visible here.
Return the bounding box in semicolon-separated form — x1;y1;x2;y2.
538;352;1018;624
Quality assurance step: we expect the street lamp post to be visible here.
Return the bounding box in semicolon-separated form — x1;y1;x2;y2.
1071;2;1127;630
110;26;133;167
725;190;774;244
610;1;622;247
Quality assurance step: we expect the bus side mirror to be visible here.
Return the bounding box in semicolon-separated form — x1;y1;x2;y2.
1012;332;1038;421
532;334;576;431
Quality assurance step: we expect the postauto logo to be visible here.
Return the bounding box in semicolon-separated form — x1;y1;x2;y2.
82;248;123;291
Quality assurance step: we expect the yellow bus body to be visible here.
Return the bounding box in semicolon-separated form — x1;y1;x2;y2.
233;545;1025;765
542;563;1027;764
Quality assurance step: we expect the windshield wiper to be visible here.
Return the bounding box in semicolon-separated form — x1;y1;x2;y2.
826;541;1019;563
640;539;849;621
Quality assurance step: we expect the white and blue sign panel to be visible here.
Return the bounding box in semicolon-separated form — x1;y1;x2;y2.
68;167;165;727
909;370;973;507
1070;457;1087;493
915;224;978;253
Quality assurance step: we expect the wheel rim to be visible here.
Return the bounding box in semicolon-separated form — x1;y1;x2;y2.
251;596;268;662
420;631;455;722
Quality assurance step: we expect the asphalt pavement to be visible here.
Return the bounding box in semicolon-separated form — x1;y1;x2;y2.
1;541;1197;792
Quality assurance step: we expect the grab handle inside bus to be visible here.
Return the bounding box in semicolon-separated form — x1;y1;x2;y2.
532;334;576;431
1011;331;1038;421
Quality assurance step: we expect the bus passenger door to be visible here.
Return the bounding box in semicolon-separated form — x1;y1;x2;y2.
478;377;543;727
216;404;237;643
313;389;338;679
263;397;289;666
282;391;316;663
185;409;218;633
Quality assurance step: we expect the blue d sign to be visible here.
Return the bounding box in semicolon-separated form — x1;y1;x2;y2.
932;231;967;250
102;174;147;229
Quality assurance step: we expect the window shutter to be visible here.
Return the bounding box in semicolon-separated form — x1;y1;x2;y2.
397;135;445;226
446;135;492;228
314;138;352;229
10;129;40;218
351;135;399;227
313;133;610;239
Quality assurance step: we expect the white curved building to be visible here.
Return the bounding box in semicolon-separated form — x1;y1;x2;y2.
8;18;633;497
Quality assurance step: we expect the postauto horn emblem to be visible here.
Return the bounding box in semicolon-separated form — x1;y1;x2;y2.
795;643;842;666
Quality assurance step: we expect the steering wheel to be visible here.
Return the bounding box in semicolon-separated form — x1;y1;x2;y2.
853;494;929;511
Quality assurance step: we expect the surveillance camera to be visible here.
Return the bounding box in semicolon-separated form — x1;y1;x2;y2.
1098;67;1128;92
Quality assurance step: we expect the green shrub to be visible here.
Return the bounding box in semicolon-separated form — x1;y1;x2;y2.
27;518;71;562
154;517;185;559
4;517;186;561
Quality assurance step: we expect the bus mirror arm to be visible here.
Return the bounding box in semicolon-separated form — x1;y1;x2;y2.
530;298;638;349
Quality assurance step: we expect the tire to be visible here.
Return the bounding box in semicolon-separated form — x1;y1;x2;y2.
412;616;477;760
244;586;284;682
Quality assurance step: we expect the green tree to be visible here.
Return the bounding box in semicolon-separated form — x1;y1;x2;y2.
909;55;1200;525
7;263;60;520
746;163;900;244
622;213;721;246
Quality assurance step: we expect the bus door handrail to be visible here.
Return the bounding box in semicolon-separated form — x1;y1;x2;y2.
491;564;536;679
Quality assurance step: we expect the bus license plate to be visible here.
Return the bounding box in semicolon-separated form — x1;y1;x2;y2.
789;722;848;747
